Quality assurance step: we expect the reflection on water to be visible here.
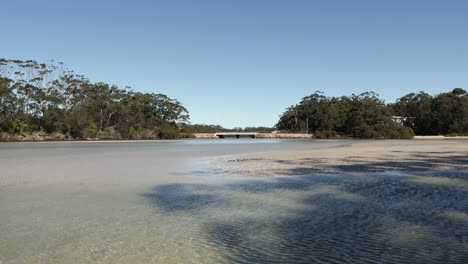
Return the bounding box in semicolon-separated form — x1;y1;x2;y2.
0;140;467;263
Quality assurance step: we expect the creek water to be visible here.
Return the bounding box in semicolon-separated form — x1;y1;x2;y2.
0;140;467;263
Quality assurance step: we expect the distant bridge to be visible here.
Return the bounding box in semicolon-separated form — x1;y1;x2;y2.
193;132;313;139
215;132;257;138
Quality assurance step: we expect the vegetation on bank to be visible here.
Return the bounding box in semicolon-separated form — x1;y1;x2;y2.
276;91;415;139
391;88;468;135
1;58;466;141
172;89;468;139
0;59;191;140
277;89;467;139
184;124;275;134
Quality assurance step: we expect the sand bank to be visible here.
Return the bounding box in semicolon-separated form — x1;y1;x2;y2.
414;135;468;139
221;140;468;176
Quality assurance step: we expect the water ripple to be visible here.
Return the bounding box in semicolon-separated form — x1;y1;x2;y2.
143;170;468;263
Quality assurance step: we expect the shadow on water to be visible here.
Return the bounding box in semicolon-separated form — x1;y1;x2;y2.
142;184;225;212
142;154;468;264
269;152;468;175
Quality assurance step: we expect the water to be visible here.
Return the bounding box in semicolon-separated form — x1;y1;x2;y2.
0;140;467;263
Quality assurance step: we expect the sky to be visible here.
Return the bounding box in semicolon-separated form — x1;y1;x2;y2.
2;0;468;128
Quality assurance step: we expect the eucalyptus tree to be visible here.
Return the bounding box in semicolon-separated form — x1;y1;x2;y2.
276;91;414;138
0;77;17;131
344;92;411;138
276;106;300;131
392;92;434;135
393;88;468;135
297;91;328;132
430;88;468;134
0;58;191;139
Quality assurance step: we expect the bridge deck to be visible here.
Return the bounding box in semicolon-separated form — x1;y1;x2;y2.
215;132;257;138
193;132;313;139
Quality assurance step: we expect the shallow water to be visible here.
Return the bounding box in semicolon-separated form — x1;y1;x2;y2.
0;140;467;263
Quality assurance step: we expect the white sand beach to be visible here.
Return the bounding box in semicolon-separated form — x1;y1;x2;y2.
220;140;468;176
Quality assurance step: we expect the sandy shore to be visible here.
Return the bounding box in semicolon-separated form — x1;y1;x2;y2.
222;140;468;176
414;135;468;139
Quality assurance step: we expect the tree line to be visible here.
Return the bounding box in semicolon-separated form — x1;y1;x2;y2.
2;58;466;140
391;89;468;135
276;89;468;138
185;124;275;133
0;59;190;140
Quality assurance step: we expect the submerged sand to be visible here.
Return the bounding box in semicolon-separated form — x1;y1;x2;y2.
1;140;467;263
220;140;468;176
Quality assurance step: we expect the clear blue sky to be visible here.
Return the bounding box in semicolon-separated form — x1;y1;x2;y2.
2;0;467;128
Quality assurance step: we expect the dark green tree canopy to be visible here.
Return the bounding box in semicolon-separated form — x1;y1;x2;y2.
279;88;467;138
393;89;468;135
0;59;190;139
277;91;415;139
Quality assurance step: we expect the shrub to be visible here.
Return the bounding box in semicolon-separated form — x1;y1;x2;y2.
8;119;28;134
97;126;121;140
83;122;98;138
314;130;339;139
353;122;414;139
157;124;180;139
397;126;415;139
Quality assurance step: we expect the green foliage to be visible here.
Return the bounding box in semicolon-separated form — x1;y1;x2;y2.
0;59;190;140
97;126;121;140
184;124;275;133
392;88;468;135
42;107;65;133
353;122;415;139
277;91;415;139
391;91;433;135
279;88;468;138
314;130;340;139
8;119;29;134
157;123;180;139
185;124;230;133
0;77;17;131
83;122;98;138
399;126;417;139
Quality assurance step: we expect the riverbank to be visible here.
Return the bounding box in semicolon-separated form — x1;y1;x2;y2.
220;140;468;176
2;132;468;142
0;132;194;142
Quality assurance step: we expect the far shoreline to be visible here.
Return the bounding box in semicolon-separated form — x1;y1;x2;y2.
1;135;468;143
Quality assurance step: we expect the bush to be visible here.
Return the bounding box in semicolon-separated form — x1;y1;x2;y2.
397;126;415;139
353;125;379;139
82;122;98;138
127;128;158;140
157;123;180;139
97;126;121;140
353;122;414;139
314;130;339;139
8;119;28;134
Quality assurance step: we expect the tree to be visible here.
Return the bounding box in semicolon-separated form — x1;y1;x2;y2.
430;88;468;134
0;59;191;139
392;92;433;135
277;91;414;139
0;77;17;131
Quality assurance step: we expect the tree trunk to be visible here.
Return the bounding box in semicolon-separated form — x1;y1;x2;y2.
99;108;103;132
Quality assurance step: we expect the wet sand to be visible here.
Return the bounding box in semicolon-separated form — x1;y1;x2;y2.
220;140;468;176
